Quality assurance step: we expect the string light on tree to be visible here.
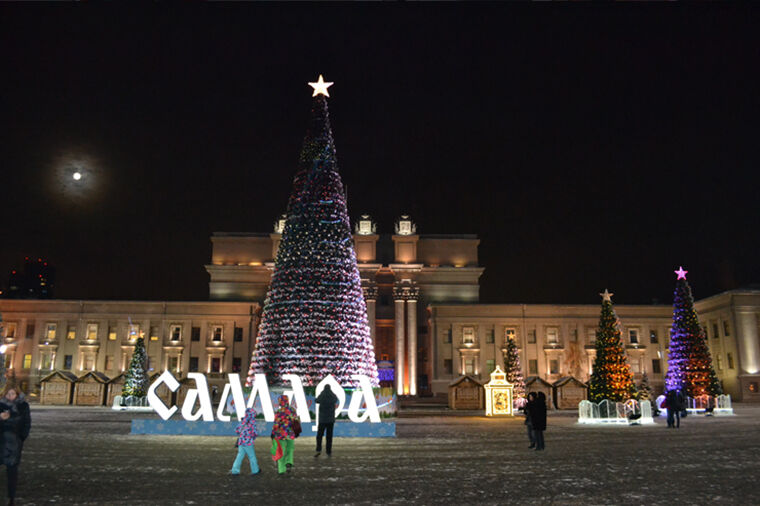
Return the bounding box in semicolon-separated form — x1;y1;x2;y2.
588;289;636;402
665;267;722;397
246;76;379;388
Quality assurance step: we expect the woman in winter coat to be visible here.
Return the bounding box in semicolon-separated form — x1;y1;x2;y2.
522;392;538;448
229;407;260;475
528;391;547;451
0;386;31;506
270;395;297;474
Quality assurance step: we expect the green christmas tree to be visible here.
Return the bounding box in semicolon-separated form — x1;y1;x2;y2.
665;267;722;397
588;289;636;402
502;335;526;402
636;372;654;401
122;336;149;399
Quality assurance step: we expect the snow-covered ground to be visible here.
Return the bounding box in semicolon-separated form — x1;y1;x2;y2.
9;404;758;505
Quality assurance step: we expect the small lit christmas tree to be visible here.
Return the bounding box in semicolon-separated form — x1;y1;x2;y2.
502;334;525;403
588;289;636;402
246;76;378;388
122;336;149;399
665;267;722;397
636;372;654;402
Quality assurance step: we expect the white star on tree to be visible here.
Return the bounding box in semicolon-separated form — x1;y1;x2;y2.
308;74;334;97
599;289;614;302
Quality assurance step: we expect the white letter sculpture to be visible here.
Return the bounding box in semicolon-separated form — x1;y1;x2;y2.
181;373;215;422
147;370;180;420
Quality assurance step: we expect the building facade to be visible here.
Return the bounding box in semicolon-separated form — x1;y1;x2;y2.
2;215;760;403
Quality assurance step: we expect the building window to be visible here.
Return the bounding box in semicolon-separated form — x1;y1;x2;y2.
105;355;114;371
46;323;57;340
64;355;73;370
191;327;201;342
40;353;53;370
628;329;639;345
528;329;536;344
86;324;98;340
234;327;243;342
3;354;11;369
723;321;731;336
25;324;35;339
232;357;242;372
486;359;496;374
749;382;758;393
504;328;516;343
168;356;180;373
171;325;182;341
464;358;475;375
66;326;76;340
4;323;17;339
712;323;719;340
528;359;538;375
549;359;559;375
149;327;159;341
380;354;390;361
83;355;95;371
652;359;661;374
546;328;559;344
727;353;735;369
443;329;452;344
486;329;495;344
189;357;199;372
212;326;223;342
108;326;117;341
587;328;596;344
211;357;222;373
650;330;658;344
128;324;140;341
462;327;475;345
22;354;32;369
716;356;722;370
443;359;453;375
570;328;578;342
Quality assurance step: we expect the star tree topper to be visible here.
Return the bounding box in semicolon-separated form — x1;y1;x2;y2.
309;74;334;97
599;289;614;302
675;266;688;280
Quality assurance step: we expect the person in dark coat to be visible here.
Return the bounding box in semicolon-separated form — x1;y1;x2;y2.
666;389;684;428
0;386;31;506
528;391;547;451
314;385;338;458
522;392;538;449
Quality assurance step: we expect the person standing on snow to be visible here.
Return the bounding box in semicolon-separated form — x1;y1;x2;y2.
314;384;338;458
229;407;260;475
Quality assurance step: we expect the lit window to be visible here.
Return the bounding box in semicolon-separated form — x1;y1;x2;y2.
4;323;17;339
23;354;32;369
150;327;159;341
505;328;516;343
546;328;559;344
40;353;52;370
46;324;57;340
108;326;117;341
128;324;140;341
67;326;76;340
462;327;475;345
87;324;98;340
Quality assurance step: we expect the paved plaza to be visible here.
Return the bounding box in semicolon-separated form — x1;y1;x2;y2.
4;404;758;505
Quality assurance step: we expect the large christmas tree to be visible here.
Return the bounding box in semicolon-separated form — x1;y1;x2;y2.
588;290;636;402
502;334;525;403
122;336;149;399
665;267;722;397
246;76;378;388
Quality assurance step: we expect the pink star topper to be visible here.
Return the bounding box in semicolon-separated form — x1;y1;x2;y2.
675;266;688;280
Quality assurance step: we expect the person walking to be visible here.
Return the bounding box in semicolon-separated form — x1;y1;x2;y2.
529;391;547;451
522;392;538;449
229;407;260;475
271;395;298;475
314;384;338;458
0;386;31;506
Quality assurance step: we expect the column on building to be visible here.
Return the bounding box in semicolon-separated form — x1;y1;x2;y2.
393;282;406;395
736;310;760;375
406;285;420;396
362;283;378;349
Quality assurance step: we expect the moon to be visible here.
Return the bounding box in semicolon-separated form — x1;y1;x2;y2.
73;171;82;181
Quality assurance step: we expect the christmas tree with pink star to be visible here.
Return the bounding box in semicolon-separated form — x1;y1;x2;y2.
246;76;379;388
665;267;722;396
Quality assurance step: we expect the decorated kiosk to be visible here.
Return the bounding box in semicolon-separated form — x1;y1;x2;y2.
484;365;514;416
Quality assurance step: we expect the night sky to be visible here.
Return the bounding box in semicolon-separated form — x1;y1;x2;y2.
2;5;759;305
